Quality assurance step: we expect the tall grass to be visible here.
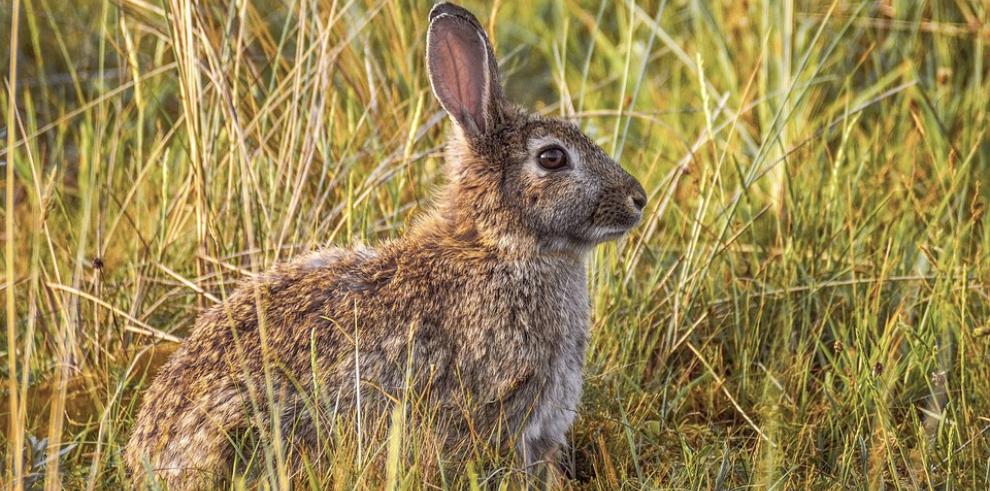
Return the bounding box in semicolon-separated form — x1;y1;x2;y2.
3;0;990;488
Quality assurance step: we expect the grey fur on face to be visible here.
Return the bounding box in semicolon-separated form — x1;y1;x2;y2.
125;2;645;488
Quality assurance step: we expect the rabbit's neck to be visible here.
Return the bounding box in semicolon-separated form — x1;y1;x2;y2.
409;208;590;263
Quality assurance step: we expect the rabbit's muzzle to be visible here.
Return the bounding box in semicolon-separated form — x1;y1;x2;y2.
588;174;646;241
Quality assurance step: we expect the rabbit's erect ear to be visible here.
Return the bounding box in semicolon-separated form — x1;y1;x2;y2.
426;3;503;139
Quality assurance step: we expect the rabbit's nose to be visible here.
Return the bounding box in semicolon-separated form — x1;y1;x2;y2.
630;191;646;211
628;182;647;211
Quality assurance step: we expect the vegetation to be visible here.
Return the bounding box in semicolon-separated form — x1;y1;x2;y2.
3;0;989;488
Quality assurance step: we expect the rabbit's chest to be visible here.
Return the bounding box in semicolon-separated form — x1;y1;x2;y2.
482;265;589;448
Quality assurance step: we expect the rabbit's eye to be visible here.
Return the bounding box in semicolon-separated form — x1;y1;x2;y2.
537;147;569;170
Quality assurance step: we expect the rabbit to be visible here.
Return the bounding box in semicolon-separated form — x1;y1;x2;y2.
125;2;646;488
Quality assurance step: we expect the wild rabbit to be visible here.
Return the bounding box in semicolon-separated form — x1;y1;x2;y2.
125;2;646;488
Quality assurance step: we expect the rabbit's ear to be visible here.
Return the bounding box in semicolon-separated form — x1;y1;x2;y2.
427;3;503;139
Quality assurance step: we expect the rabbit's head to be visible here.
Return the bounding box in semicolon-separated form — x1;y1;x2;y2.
426;2;646;256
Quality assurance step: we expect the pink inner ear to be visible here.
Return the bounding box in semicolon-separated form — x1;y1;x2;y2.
442;30;483;127
429;19;488;135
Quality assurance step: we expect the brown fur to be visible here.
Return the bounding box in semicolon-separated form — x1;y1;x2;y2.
125;3;645;488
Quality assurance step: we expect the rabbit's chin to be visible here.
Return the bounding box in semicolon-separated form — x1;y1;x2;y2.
594;226;633;241
581;224;638;244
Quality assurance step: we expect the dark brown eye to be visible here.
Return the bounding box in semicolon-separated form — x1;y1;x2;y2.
537;147;568;170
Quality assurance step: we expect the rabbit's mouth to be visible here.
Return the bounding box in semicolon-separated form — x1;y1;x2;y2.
584;204;643;243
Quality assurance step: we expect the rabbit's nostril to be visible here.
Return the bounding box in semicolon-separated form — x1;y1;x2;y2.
630;192;646;211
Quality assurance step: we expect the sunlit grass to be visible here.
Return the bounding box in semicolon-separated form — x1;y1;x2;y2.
3;0;990;488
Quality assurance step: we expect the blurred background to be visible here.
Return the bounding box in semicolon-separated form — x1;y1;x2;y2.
2;0;989;488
